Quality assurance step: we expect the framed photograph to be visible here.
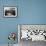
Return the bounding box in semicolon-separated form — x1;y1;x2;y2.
4;6;17;17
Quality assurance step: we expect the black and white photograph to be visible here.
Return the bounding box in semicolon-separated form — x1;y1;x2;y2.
18;25;46;41
4;7;17;17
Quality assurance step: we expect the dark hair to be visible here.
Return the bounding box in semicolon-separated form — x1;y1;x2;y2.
5;10;16;16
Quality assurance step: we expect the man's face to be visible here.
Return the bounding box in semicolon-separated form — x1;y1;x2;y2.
7;12;12;16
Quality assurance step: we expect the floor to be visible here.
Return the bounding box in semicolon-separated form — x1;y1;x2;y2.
19;39;46;46
0;44;18;46
0;40;46;46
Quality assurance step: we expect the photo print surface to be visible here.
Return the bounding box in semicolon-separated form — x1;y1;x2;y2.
4;7;17;17
18;25;46;41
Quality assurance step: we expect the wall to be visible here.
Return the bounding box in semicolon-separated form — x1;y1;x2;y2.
0;0;46;44
0;0;18;44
